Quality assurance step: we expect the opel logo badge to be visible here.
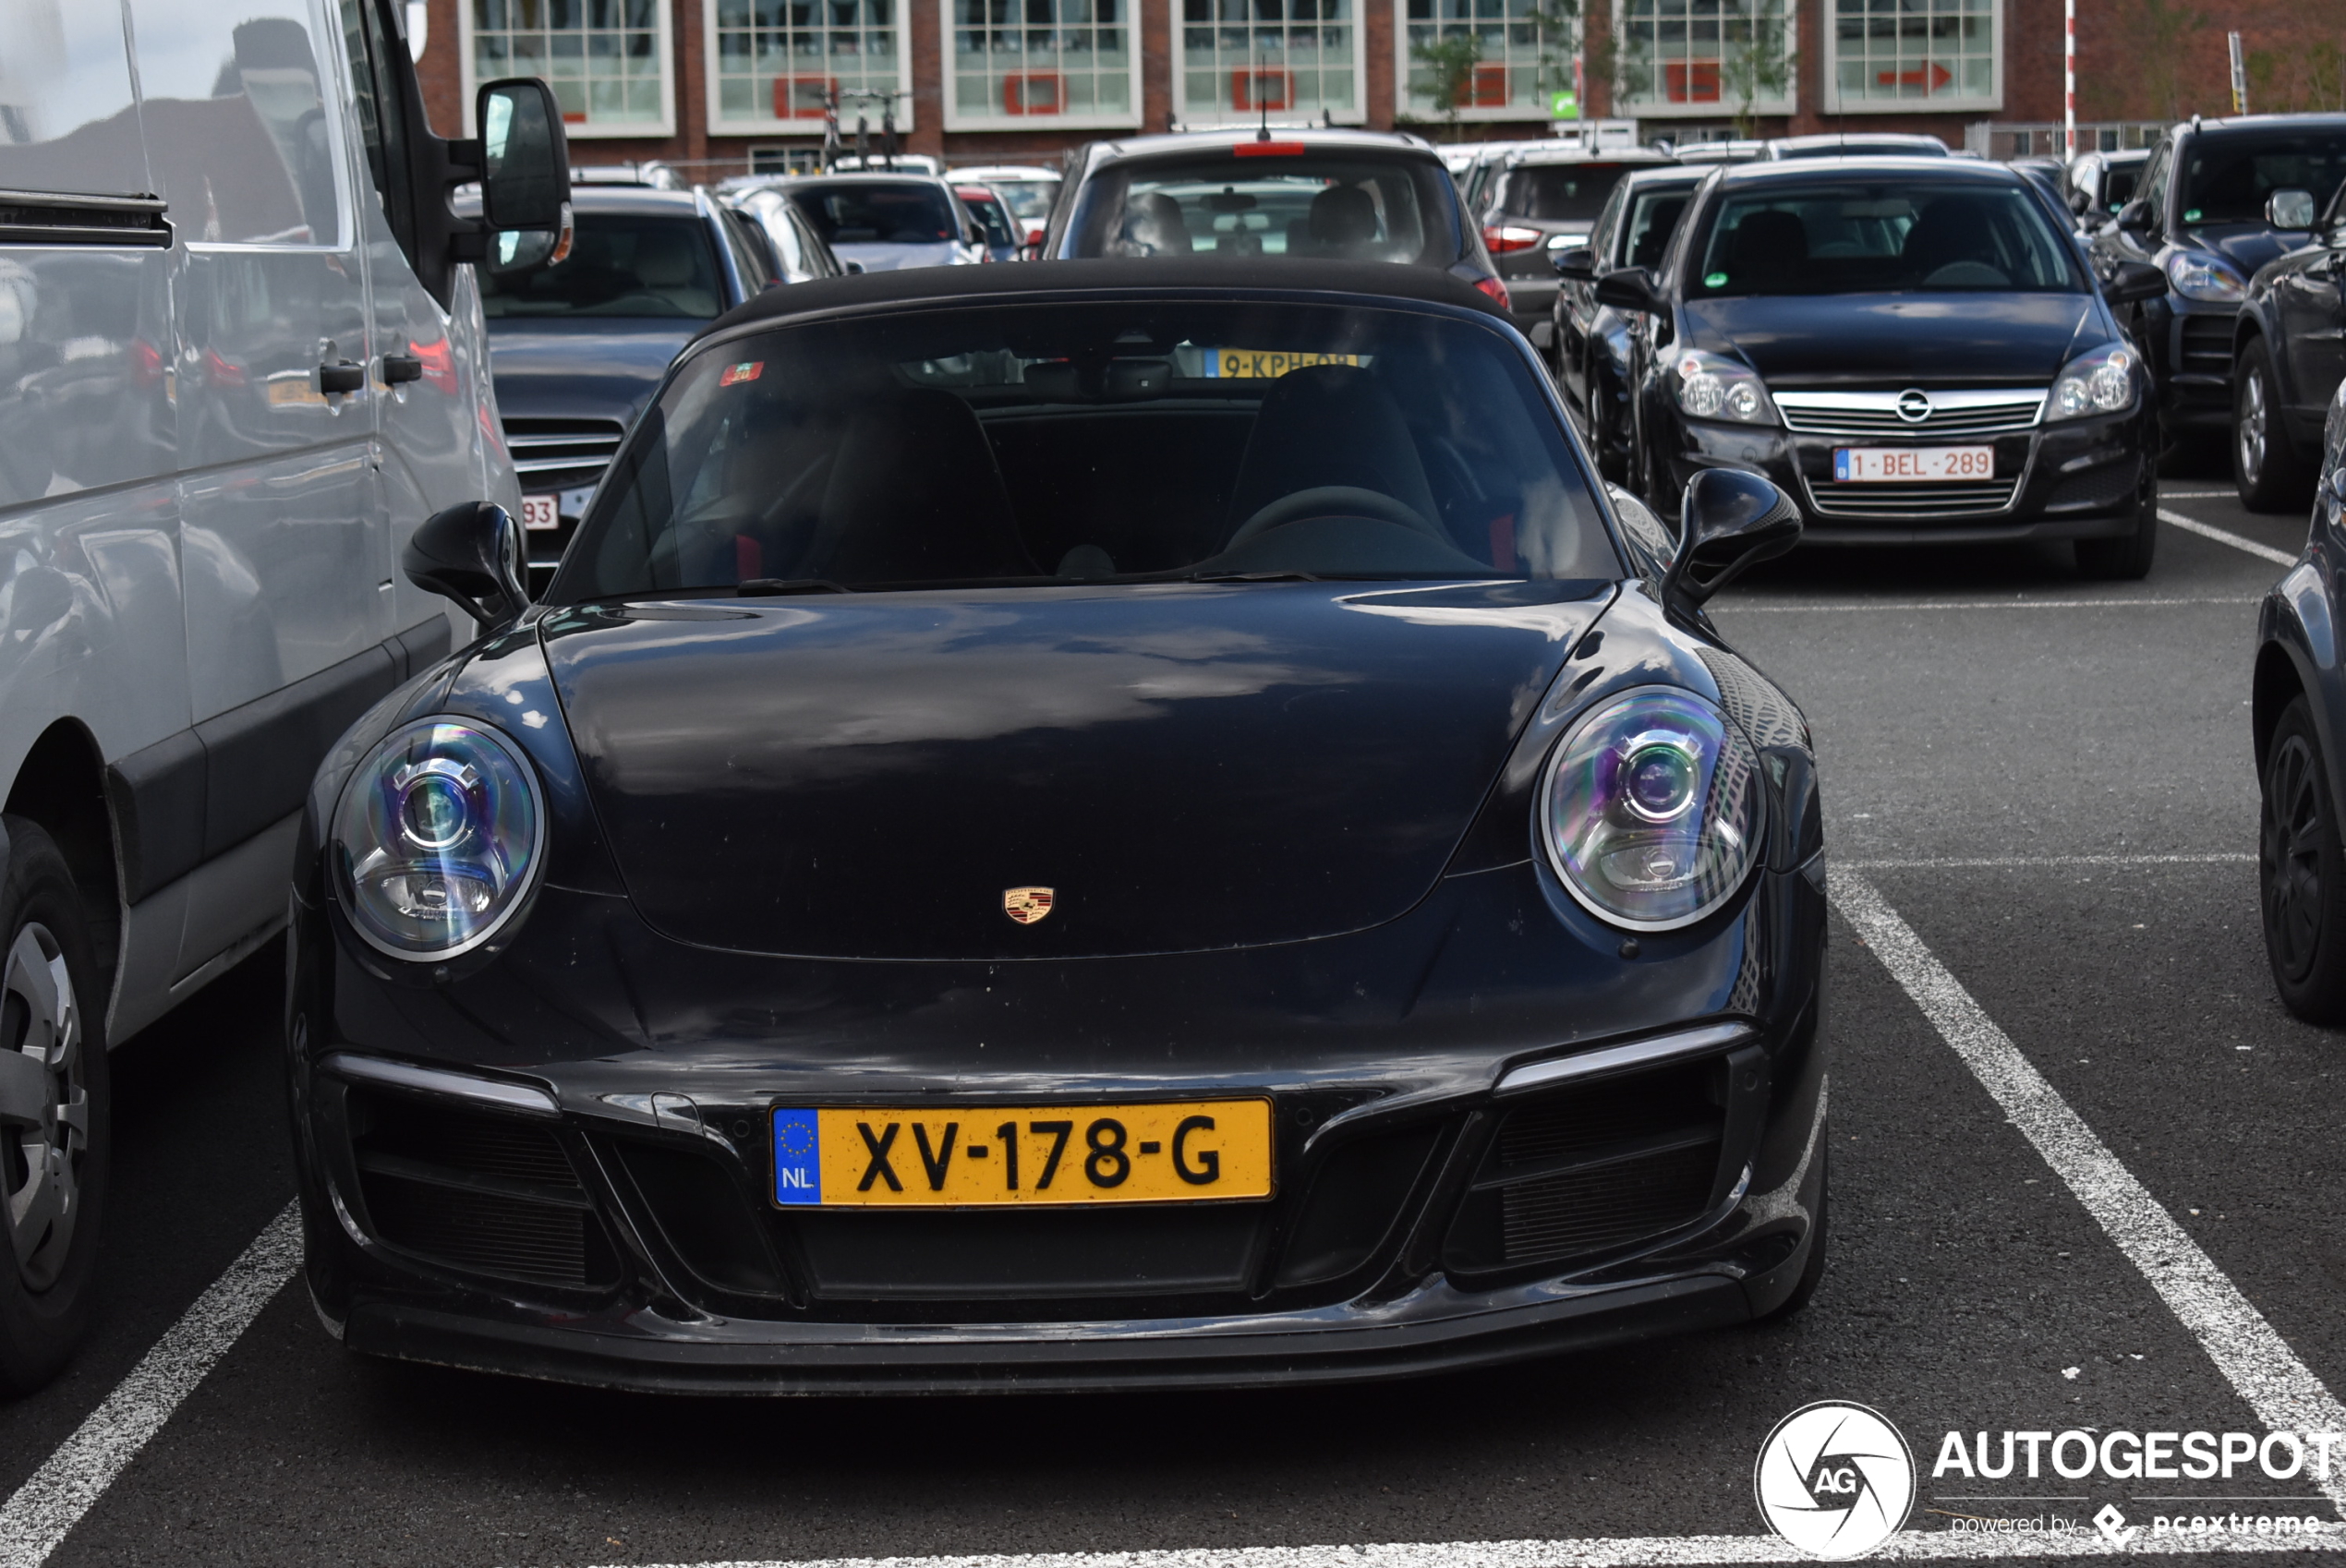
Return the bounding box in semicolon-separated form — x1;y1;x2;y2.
1003;887;1055;924
1895;388;1932;423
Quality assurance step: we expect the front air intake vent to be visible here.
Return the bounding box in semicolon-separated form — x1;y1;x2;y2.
1444;1057;1727;1276
348;1090;618;1290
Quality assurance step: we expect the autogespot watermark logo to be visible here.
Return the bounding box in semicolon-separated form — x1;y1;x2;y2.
1754;1402;1918;1560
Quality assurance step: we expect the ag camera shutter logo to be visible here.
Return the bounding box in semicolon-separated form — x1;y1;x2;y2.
1754;1401;1917;1559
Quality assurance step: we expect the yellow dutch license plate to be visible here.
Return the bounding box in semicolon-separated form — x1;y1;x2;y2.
768;1100;1274;1208
1202;349;1362;380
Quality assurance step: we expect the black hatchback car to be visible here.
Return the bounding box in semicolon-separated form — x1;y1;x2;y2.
2232;179;2346;511
285;260;1828;1393
2090;115;2346;452
1608;158;2168;577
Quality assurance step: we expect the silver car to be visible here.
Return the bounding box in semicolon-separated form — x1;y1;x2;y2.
767;174;987;273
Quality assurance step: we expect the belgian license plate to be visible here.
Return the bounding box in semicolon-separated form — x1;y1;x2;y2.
520;493;561;530
769;1100;1275;1208
1832;445;1994;482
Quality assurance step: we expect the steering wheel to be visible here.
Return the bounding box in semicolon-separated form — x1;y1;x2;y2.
1226;486;1447;550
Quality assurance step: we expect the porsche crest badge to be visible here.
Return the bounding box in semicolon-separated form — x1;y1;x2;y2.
1003;887;1055;925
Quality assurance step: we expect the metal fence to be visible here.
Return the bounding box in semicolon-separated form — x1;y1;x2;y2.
1964;120;2171;159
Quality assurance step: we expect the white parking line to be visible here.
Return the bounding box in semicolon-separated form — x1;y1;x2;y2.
1842;852;2253;870
1830;873;2346;1520
2159;509;2297;568
588;1526;2339;1568
0;1202;298;1568
1723;597;2258;613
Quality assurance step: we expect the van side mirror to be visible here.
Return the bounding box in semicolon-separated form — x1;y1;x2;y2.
2267;187;2317;231
2101;259;2168;305
1594;266;1661;312
477;78;574;275
1660;468;1800;616
1551;244;1598;282
406;502;531;631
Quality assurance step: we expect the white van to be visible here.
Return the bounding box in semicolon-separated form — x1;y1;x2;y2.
0;0;567;1390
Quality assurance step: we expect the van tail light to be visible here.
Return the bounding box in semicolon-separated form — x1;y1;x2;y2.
1474;276;1514;311
1482;224;1544;253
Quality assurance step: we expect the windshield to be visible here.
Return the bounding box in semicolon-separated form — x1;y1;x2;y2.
788;182;958;245
478;213;722;320
1690;181;2086;296
1622;185;1696;270
2179;134;2346;224
553;301;1614;599
958;189;1017;247
1068;152;1457;263
987;179;1059;221
1496;163;1638;224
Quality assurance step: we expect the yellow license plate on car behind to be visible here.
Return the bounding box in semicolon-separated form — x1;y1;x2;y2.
768;1100;1274;1208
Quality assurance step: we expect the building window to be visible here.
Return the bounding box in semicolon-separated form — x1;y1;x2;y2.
1610;0;1795;120
1822;0;2001;114
946;0;1142;129
1400;0;1577;123
707;0;914;135
467;0;672;136
1179;0;1364;127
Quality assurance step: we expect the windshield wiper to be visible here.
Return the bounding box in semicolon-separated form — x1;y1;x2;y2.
738;578;853;597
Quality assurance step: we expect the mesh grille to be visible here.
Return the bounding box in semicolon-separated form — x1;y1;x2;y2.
364;1176;593;1287
359;1095;576;1187
1501;1144;1719;1265
1497;1063;1718;1167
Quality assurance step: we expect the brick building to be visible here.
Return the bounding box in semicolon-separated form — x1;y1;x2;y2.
408;0;2342;175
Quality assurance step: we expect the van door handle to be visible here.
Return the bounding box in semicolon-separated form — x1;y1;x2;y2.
382;355;423;384
319;360;365;394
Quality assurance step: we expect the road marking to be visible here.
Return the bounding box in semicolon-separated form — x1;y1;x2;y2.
590;1529;2341;1568
1722;597;2257;612
1842;852;2253;870
2161;489;2241;500
0;1202;298;1568
1829;873;2346;1521
2159;508;2297;567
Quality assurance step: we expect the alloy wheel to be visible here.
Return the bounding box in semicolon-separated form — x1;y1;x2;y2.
2262;733;2326;983
2239;366;2268;486
0;924;87;1291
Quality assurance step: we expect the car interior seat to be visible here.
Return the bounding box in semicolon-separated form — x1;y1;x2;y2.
631;226;718;315
805;388;1036;583
1223;365;1445;541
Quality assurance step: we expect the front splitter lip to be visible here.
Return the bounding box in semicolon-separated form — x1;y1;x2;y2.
339;1268;1757;1395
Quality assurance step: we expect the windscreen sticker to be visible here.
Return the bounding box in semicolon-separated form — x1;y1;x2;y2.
1704;271;1729;287
1201;349;1364;379
720;360;765;387
2183;209;2202;223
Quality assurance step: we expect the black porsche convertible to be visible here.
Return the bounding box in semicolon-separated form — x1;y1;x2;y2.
286;259;1830;1393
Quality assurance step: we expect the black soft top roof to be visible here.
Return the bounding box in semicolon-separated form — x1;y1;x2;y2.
694;258;1506;345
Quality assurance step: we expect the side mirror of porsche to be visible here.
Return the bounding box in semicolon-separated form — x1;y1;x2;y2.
2100;259;2168;306
1593;266;1660;313
1551;244;1598;282
1662;467;1801;614
405;501;532;631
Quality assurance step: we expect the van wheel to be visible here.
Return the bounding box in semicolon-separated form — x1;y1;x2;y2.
0;818;110;1393
2234;339;2315;513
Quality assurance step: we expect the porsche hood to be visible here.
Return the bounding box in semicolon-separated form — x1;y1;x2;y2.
538;581;1611;960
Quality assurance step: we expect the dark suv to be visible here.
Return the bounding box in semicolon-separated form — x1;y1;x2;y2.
2232;180;2346;510
2089;115;2346;452
1476;148;1675;350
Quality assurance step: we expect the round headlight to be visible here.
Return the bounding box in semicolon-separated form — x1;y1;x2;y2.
331;718;546;960
1539;688;1763;931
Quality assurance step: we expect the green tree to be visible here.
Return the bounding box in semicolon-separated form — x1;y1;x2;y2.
1717;0;1792;138
1411;31;1485;135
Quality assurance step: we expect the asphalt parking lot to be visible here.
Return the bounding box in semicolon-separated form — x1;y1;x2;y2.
2;473;2339;1567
